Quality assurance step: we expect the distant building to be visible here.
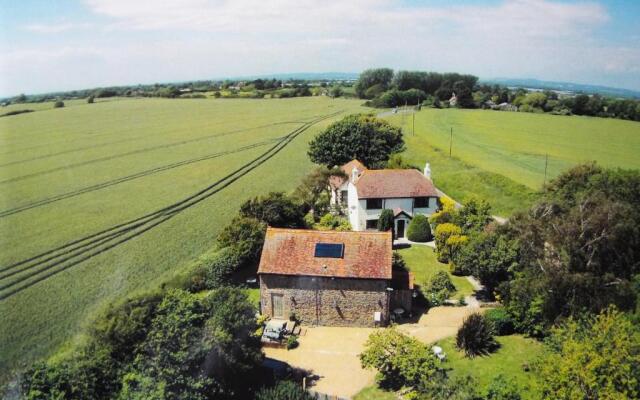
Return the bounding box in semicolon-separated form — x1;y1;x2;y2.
329;160;439;240
258;228;413;327
449;92;458;107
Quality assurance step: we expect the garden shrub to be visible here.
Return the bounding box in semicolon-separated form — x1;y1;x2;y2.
360;329;443;391
286;335;299;350
203;247;242;288
377;209;394;232
484;308;515;336
216;216;266;265
434;223;462;263
456;313;498;357
407;214;432;242
486;375;522;400
426;271;455;306
316;213;351;231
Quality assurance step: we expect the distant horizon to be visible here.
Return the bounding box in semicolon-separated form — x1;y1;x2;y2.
2;1;639;98
4;70;640;100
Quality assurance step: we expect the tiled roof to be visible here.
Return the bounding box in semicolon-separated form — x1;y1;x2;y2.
355;169;438;199
258;227;392;280
329;159;367;189
393;208;412;217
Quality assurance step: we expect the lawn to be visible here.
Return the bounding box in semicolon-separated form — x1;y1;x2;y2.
355;334;544;399
397;245;474;298
385;108;640;215
437;334;545;399
0;96;367;379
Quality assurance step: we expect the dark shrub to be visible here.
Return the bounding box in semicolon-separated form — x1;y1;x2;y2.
377;209;394;232
203;247;242;288
216;216;266;264
407;215;432;242
426;271;455;306
485;308;515;336
456;313;498;357
240;192;305;228
54;100;64;108
87;96;95;104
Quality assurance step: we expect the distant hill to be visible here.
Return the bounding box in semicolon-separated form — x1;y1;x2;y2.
223;72;359;81
482;78;640;99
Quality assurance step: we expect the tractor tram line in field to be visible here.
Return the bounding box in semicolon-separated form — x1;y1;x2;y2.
0;110;343;301
0;121;301;180
0;137;282;218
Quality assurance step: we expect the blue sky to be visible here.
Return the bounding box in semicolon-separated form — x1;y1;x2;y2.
1;0;639;97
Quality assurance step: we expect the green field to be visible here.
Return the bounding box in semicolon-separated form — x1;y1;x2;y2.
386;109;640;215
397;245;474;298
0;96;366;377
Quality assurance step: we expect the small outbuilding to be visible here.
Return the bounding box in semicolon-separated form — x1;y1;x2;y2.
258;228;412;327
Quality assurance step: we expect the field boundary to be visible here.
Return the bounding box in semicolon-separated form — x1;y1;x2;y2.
0;110;343;300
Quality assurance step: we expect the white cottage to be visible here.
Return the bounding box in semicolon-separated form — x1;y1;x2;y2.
330;160;439;239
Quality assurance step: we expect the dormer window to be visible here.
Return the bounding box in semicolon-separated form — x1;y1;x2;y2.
366;198;383;210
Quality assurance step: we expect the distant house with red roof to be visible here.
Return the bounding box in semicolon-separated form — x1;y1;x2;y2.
258;227;412;327
329;160;439;239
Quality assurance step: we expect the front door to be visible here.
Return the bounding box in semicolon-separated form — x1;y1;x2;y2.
396;220;406;239
272;293;284;318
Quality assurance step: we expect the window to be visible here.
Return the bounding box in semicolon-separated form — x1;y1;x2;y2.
414;197;430;208
366;219;379;230
340;190;348;206
366;198;383;210
314;243;344;258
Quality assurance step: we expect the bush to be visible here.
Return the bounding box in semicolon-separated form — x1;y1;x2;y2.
377;209;394;232
486;375;522;400
425;271;455;306
407;214;432;242
216;216;266;264
255;381;314;400
360;329;443;391
456;313;498;357
87;96;95;104
286;335;299;350
484;308;515;336
434;223;462;263
316;213;351;231
54;100;64;108
202;247;242;288
240;192;305;228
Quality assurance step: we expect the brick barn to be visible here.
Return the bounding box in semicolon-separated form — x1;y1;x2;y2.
258;227;413;327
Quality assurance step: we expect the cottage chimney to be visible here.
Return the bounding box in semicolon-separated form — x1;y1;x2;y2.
351;167;359;183
424;162;431;179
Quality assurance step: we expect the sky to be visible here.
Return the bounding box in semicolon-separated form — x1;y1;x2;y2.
0;0;639;97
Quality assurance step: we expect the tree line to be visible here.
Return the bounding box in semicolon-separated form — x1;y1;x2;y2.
354;68;640;122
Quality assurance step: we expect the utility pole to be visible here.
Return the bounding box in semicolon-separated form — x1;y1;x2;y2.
449;127;453;157
543;153;549;186
412;112;415;136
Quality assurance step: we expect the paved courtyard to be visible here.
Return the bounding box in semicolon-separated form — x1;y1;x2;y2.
263;304;480;398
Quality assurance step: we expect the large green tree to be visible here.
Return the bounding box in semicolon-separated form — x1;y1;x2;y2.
355;68;394;98
537;307;640;399
307;114;404;168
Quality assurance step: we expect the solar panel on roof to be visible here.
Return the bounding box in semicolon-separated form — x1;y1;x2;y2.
314;243;344;258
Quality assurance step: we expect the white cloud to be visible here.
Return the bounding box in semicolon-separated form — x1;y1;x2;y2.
2;0;640;95
22;22;94;33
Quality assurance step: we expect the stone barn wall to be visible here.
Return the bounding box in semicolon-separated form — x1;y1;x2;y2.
259;275;389;327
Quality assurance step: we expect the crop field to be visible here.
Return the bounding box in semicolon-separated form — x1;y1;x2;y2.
387;109;640;215
0;96;366;376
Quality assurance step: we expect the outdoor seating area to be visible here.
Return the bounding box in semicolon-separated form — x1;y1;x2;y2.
261;319;303;348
